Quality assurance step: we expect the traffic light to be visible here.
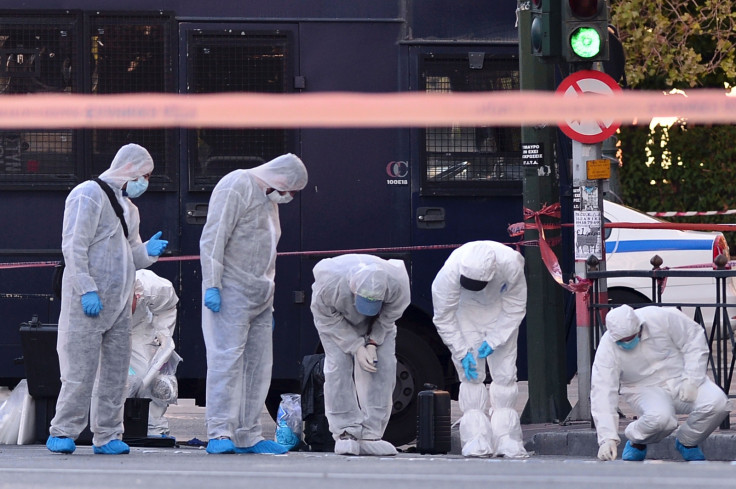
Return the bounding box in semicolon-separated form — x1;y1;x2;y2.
530;0;561;59
562;0;609;64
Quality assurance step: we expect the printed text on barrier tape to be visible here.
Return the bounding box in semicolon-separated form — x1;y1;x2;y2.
2;90;736;129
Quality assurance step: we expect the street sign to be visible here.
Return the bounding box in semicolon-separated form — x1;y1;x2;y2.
556;70;622;143
586;158;610;179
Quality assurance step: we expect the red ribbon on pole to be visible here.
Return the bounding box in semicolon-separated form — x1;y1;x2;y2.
522;203;590;294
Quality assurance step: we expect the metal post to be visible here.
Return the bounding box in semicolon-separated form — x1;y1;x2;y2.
564;139;604;423
518;5;571;424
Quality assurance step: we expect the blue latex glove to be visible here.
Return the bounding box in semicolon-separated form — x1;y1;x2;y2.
204;287;221;312
81;291;103;317
146;231;168;257
478;341;494;359
461;352;478;380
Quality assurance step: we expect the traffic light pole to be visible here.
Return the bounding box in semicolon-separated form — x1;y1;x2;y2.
565;139;604;423
518;7;571;424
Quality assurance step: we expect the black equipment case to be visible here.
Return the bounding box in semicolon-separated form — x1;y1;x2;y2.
416;383;451;455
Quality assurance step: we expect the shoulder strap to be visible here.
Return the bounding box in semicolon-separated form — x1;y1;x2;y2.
93;177;129;238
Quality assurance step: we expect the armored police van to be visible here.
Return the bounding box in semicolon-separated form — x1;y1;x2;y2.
0;0;523;445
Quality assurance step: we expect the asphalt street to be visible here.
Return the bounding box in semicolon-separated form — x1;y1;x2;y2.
1;442;736;489
2;379;736;489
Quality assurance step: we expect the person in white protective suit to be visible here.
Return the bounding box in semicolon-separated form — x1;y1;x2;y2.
128;269;182;438
47;144;169;455
592;305;729;462
200;153;308;455
431;240;528;458
310;254;411;456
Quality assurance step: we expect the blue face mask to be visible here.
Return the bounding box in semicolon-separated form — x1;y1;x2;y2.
126;176;149;198
616;335;640;350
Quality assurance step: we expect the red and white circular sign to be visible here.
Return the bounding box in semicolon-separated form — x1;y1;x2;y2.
555;70;622;144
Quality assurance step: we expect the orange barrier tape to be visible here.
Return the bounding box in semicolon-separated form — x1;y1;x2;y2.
649;210;736;217
0;245;464;271
0;90;735;128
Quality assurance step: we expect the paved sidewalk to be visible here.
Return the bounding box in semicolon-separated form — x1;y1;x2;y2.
10;375;733;461
518;376;736;461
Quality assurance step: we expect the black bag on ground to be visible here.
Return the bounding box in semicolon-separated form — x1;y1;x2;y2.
300;353;335;452
416;383;451;455
51;178;129;299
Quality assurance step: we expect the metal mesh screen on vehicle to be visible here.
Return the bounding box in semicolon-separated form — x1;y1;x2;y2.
0;14;78;185
188;32;290;189
421;54;522;193
89;14;175;186
0;12;176;188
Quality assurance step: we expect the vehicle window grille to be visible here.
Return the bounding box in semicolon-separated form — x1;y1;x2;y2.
0;14;78;185
420;54;521;195
88;14;176;188
188;32;290;189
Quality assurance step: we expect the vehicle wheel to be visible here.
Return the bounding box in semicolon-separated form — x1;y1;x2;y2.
607;288;651;309
383;327;444;447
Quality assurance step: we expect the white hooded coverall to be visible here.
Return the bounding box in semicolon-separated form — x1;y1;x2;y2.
431;241;528;457
200;153;308;447
310;254;411;443
128;269;181;436
50;144;158;447
591;305;729;449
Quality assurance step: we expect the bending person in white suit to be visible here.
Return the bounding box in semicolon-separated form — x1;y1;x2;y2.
432;240;528;458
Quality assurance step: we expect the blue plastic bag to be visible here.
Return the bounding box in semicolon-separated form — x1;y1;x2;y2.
274;393;302;450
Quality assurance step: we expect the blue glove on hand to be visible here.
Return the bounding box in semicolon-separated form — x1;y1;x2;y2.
146;231;168;257
478;341;494;359
461;352;478;381
81;291;103;317
204;287;221;312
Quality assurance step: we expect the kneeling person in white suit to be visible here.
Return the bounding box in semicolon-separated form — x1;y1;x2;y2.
592;305;729;462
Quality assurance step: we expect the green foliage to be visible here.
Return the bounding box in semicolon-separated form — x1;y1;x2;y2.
618;122;736;250
610;1;736;252
611;0;736;89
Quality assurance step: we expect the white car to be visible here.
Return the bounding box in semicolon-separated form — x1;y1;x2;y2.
602;201;734;325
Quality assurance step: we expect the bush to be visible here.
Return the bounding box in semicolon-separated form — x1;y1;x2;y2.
618;123;736;252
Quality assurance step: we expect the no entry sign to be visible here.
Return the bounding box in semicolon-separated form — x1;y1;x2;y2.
556;70;623;144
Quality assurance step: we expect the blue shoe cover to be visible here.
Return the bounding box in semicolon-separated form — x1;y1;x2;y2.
622;440;646;461
206;438;236;454
235;440;289;454
47;436;76;454
93;439;130;455
676;439;705;461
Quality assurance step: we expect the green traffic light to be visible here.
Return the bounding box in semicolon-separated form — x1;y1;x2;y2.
570;26;601;58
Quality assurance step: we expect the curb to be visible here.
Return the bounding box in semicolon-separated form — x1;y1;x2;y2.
526;429;736;461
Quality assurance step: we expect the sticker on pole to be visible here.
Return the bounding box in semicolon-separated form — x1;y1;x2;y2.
556;70;622;144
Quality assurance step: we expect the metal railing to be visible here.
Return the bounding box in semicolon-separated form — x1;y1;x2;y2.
586;254;736;429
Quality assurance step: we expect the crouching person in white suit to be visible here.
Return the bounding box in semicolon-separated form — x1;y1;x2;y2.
128;269;182;438
592;305;729;462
